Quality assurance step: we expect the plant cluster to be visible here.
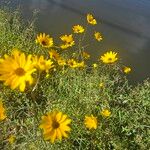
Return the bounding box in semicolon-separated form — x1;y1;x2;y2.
0;9;149;150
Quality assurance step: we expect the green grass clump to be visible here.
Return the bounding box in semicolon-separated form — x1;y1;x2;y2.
0;9;150;150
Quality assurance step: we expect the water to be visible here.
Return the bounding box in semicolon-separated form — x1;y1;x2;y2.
1;0;150;84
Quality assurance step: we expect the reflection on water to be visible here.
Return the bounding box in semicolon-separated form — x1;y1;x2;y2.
0;0;150;84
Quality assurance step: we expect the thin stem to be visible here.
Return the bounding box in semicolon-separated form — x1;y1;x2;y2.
81;23;88;42
77;35;84;61
78;23;89;60
31;71;41;93
52;45;61;49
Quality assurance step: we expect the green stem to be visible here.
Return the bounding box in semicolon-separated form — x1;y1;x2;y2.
78;35;83;60
31;71;41;94
81;23;88;42
52;45;61;49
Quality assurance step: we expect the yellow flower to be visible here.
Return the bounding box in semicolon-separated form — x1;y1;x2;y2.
123;66;131;74
60;44;69;49
0;50;35;92
60;34;75;49
67;59;77;68
72;25;85;33
93;63;98;68
82;51;90;60
33;55;54;73
94;32;103;41
100;51;118;64
87;14;97;25
76;61;85;68
60;34;74;43
39;111;71;143
84;115;97;130
57;58;66;66
49;49;60;61
36;33;53;48
101;109;111;117
68;59;85;68
0;100;7;121
49;50;66;66
7;135;16;144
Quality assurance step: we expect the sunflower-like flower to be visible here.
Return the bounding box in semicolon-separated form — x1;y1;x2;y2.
67;59;85;68
100;51;118;64
0;100;7;121
82;51;90;60
60;34;75;49
36;33;53;48
49;49;60;61
94;32;103;41
76;61;85;68
0;50;35;92
123;66;131;74
101;109;111;117
39;111;71;143
49;50;66;66
32;55;54;73
67;59;77;68
87;14;97;25
84;115;97;130
72;25;85;33
57;58;66;66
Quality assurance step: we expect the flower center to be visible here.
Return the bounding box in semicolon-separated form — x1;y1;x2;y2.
89;17;94;22
108;58;112;61
15;68;26;76
69;61;75;67
40;61;46;66
41;40;47;46
52;120;60;129
53;55;57;60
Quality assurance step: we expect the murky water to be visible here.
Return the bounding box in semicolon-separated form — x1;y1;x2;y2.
1;0;150;84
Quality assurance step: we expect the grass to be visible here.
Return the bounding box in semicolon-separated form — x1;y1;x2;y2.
0;9;150;150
